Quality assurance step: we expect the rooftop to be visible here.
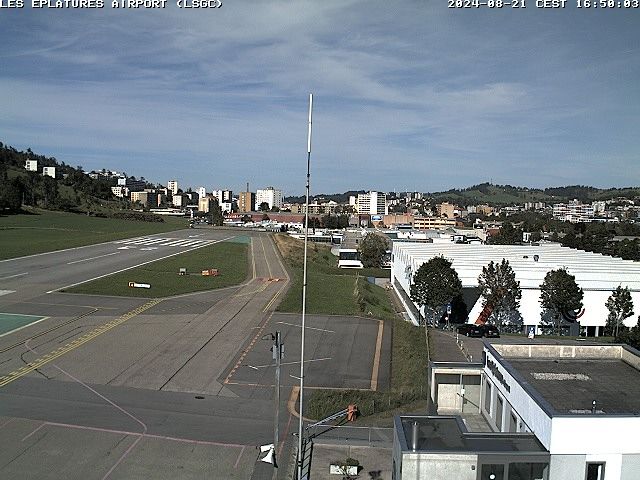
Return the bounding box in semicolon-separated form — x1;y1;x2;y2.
396;416;547;454
489;343;640;415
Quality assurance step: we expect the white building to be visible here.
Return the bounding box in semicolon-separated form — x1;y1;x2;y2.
357;191;388;215
197;187;207;199
212;189;233;204
111;186;129;198
25;160;38;172
42;167;56;178
167;180;179;196
255;187;282;211
553;200;595;223
391;242;640;336
397;341;640;480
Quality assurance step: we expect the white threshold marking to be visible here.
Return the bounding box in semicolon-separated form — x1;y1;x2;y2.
48;235;237;293
0;272;28;281
249;357;332;369
66;252;119;265
276;321;335;333
0;316;50;339
0;290;16;296
140;247;158;251
117;246;134;250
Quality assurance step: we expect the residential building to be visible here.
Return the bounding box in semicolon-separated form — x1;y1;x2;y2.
436;202;456;218
42;167;56;178
111;186;129;198
197;187;207;199
130;191;158;208
24;160;38;171
172;194;187;208
198;196;217;213
413;216;456;230
238;191;256;213
167;180;179;196
553;200;595;223
256;187;283;211
212;189;233;204
117;177;146;192
357;191;388;215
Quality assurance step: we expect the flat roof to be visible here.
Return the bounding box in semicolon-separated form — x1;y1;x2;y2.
397;416;547;454
508;358;640;415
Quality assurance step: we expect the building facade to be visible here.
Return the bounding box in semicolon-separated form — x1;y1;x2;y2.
42;167;56;178
357;191;388;215
24;160;38;171
255;187;283;211
167;180;179;196
238;191;255;213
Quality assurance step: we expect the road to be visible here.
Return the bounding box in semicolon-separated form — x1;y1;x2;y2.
0;228;390;479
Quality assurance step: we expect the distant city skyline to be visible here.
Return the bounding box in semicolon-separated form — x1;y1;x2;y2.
1;2;638;195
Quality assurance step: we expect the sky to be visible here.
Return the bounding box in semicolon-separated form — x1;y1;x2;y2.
1;1;638;196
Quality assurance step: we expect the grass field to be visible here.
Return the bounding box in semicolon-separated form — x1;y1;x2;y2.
0;209;188;260
272;233;429;422
63;242;249;298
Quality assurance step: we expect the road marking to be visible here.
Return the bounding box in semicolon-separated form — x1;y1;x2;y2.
0;299;161;388
66;252;119;265
223;311;274;385
275;321;335;333
117;246;133;250
0;290;15;296
0;272;28;280
48;236;236;293
139;247;158;251
370;320;384;391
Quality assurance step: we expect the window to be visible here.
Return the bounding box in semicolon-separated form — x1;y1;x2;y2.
586;463;605;480
481;464;504;480
496;395;504;431
509;463;549;480
509;412;518;433
485;381;492;415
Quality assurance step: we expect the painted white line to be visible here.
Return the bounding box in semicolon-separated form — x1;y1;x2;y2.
250;357;332;369
140;247;158;251
48;235;237;293
276;321;335;333
0;272;28;281
117;246;134;250
66;252;119;265
0;316;50;339
0;290;15;296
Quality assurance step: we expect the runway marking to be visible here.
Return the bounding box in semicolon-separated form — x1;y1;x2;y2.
21;422;46;442
234;445;246;469
275;321;335;333
248;357;332;369
66;252;119;265
262;288;282;312
49;236;236;293
0;313;49;338
0;290;15;296
260;235;273;278
23;421;248;449
0;272;28;280
0;299;161;388
223;311;274;385
370;320;384;391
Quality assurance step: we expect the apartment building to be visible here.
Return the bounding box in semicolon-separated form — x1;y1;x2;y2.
553;200;595;223
42;167;56;178
24;160;38;171
238;191;255;213
167;180;179;196
413;216;456;230
256;187;283;211
357;191;388;215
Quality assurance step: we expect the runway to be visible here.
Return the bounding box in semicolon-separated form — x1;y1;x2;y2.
0;228;390;479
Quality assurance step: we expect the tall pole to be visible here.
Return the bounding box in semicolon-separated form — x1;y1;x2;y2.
297;93;312;480
273;331;281;469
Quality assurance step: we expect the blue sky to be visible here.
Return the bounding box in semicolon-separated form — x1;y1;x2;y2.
1;2;638;196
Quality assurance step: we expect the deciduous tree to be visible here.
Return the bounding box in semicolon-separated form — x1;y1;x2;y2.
539;268;584;335
359;233;390;268
606;286;634;338
410;256;462;325
477;259;522;331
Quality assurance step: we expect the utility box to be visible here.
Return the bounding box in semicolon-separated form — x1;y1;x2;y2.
178;268;187;276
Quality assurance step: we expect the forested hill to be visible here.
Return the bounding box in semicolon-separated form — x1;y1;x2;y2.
0;142;116;212
286;183;640;206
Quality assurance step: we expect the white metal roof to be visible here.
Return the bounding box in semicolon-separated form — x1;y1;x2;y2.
392;242;640;291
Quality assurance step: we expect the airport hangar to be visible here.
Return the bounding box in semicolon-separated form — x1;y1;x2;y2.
391;242;640;336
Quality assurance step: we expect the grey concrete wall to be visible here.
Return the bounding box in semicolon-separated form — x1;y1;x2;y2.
548;454;586;480
621;454;640;480
401;453;477;480
494;344;623;359
621;348;640;371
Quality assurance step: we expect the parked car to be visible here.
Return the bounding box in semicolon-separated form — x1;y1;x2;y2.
481;324;501;338
456;323;500;338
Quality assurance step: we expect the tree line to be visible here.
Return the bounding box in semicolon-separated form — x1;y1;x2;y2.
408;256;639;345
